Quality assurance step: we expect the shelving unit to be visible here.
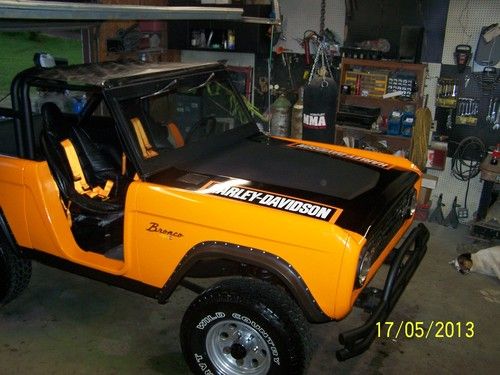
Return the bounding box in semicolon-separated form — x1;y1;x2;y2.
166;2;271;55
335;58;427;153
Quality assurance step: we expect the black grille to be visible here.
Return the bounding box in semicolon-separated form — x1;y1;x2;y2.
365;189;415;259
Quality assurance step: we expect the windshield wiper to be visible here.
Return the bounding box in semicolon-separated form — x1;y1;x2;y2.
185;73;215;93
140;79;178;100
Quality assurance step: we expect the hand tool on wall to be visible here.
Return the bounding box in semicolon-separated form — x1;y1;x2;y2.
480;66;498;95
486;98;494;123
454;45;472;73
493;107;500;130
275;46;295;91
446;108;453;129
486;98;499;129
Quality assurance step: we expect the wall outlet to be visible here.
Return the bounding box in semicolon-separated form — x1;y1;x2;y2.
431;120;437;131
458;207;469;219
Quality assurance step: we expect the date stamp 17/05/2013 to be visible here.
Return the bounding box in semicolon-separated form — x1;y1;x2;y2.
376;321;475;339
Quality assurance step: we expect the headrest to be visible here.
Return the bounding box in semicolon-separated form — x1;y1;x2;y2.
41;102;67;139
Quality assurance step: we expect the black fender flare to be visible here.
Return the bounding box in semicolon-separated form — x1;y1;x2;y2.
0;208;19;254
157;241;331;323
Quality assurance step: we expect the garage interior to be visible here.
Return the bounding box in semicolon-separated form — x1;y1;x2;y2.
0;0;499;374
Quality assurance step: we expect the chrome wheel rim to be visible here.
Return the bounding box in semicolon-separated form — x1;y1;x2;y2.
205;319;272;375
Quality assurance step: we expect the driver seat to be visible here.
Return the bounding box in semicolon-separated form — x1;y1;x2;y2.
40;102;125;254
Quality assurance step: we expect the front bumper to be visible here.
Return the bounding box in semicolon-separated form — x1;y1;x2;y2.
336;223;430;361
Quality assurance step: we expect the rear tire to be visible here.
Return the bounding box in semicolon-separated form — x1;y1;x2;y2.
180;278;311;375
0;236;32;306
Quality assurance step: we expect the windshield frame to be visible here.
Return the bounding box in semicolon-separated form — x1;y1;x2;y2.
105;67;259;179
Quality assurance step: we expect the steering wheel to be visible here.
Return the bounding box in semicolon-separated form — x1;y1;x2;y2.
185;116;217;144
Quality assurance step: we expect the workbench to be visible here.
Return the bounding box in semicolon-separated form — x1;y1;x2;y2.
473;154;500;240
477;154;500;219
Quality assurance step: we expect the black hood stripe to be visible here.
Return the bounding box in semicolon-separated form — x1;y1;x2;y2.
288;143;391;169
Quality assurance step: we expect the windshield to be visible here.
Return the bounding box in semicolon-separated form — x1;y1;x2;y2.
116;71;252;161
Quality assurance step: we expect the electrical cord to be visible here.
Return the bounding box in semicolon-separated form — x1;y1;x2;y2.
451;136;485;181
450;136;486;209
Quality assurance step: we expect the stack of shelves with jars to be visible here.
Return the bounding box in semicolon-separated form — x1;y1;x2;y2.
335;58;427;154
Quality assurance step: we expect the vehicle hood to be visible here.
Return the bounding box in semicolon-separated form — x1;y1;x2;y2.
149;135;419;235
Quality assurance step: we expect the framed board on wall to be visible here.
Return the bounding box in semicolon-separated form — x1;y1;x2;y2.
227;65;253;100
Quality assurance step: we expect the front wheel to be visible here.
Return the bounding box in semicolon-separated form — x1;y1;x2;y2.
180;278;311;375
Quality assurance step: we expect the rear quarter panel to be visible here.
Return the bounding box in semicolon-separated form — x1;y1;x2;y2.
0;156;30;246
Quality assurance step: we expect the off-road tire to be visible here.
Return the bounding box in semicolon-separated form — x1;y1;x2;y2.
180;278;311;375
0;236;32;306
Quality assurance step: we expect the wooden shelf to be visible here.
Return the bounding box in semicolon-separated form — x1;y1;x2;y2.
178;47;248;54
336;58;427;154
335;124;411;153
339;93;418;107
341;58;427;72
336;124;411;140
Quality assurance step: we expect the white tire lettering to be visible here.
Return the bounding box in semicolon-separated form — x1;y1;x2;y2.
194;353;214;374
196;312;226;330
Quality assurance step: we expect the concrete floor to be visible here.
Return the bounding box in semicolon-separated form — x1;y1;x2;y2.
1;222;499;374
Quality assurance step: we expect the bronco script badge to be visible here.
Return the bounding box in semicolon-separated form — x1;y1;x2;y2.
146;222;184;240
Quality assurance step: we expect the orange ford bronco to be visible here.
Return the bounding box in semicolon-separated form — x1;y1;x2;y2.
0;61;429;374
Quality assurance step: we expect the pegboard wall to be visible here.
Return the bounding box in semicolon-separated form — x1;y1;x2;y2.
425;0;499;223
277;0;345;53
442;0;500;66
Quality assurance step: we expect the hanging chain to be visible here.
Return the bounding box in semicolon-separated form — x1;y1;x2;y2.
308;0;332;85
308;41;322;84
323;42;334;78
319;0;326;37
308;40;334;84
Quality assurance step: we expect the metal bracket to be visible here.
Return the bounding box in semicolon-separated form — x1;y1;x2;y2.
428;193;445;224
354;287;382;313
444;196;460;228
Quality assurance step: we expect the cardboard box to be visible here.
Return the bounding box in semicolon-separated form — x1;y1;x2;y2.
418;174;438;204
422;173;438;189
415;202;431;221
426;142;447;170
418;187;432;205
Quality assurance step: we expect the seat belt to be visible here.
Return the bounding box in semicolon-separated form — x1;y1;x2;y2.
130;117;158;158
60;139;114;199
121;152;127;176
121;153;141;181
60;197;72;227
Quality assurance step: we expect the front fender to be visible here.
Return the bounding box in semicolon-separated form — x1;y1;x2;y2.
157;241;332;323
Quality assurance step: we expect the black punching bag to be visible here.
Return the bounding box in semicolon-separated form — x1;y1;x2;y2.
302;76;338;143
